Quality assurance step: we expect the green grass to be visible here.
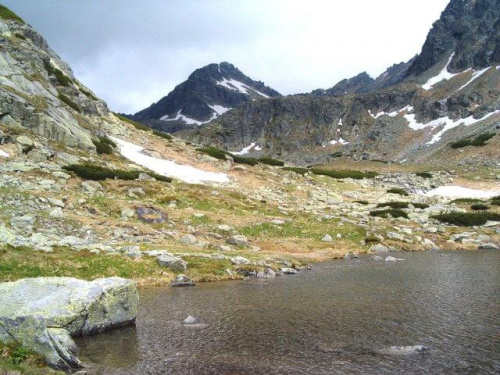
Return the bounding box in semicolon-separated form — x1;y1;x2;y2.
62;164;172;183
412;203;430;209
114;113;151;131
416;172;433;179
450;132;496;149
58;93;80;112
387;188;409;196
282;167;309;175
432;212;500;226
370;209;408;219
470;203;489;211
0;5;24;23
311;169;378;180
196;146;228;160
376;202;409;209
0;341;62;374
0;245;170;281
153;130;173;140
79;87;98;101
491;200;500;206
258;157;285;167
44;61;72;87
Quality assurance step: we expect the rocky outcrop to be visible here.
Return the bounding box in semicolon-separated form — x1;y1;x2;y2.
0;277;139;370
310;72;375;97
132;62;280;132
0;9;128;151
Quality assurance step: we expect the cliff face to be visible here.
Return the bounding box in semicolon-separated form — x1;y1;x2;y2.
180;0;500;165
0;7;128;151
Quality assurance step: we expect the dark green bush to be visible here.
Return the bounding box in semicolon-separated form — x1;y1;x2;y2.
58;93;80;112
451;198;484;204
331;151;343;158
416;172;432;179
114;113;151;132
354;200;369;205
471;204;489;211
376;202;409;209
412;203;430;209
491;200;500;206
230;154;259;166
491;195;500;200
153;130;173;140
387;188;409;196
450;132;496;148
432;212;500;226
282;167;309;175
14;32;26;40
44;60;72;86
196;146;228;160
80;87;98;101
370;209;408;219
311;168;378;180
63;164;172;183
259;157;285;167
92;139;113;155
0;5;24;23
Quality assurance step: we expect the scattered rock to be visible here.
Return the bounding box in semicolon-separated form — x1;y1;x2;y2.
217;224;233;232
230;256;250;265
81;181;103;193
180;234;197;245
370;244;389;253
479;243;499;250
281;267;298;275
183;315;198;325
227;235;249;247
157;254;188;271
128;187;146;198
136;206;168;223
49;207;64;218
322;234;333;242
171;275;195;287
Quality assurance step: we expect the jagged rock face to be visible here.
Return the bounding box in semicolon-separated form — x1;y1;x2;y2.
406;0;500;76
311;72;374;97
0;11;128;151
132;62;280;132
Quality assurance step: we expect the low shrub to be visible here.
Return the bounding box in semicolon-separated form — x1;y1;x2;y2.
80;87;98;101
63;164;172;183
331;151;343;158
230;154;259;166
259;157;285;167
153;130;173;140
450;132;496;148
0;5;24;23
14;33;26;40
149;173;173;183
44;60;72;86
92;136;116;155
387;188;409;196
282;167;309;175
416;172;432;179
376;202;409;209
491;200;500;206
471;204;489;211
370;209;408;219
196;146;228;160
311;168;378;180
58;93;80;112
354;200;369;205
451;198;484;204
412;203;430;209
364;235;380;243
432;212;500;226
114;113;151;132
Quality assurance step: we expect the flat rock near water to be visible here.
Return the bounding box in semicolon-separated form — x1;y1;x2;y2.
0;277;139;370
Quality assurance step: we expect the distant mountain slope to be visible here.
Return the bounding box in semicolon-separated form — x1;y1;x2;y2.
131;62;280;132
180;0;500;165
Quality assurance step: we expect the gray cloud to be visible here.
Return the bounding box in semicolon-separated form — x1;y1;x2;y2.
4;0;449;113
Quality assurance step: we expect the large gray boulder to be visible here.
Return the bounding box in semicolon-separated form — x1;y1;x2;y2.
0;277;139;370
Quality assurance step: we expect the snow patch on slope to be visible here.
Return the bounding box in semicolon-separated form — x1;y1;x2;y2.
370;105;414;119
160;110;203;125
426;186;500;199
422;53;460;90
217;78;270;98
457;67;490;91
110;137;229;184
405;110;500;144
231;142;261;155
0;150;9;158
208;104;231;115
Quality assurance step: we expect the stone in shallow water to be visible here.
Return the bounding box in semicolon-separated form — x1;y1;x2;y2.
171;274;195;287
378;345;429;355
183;316;198;325
0;277;139;370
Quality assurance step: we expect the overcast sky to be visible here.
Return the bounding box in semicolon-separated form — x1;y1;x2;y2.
5;0;449;114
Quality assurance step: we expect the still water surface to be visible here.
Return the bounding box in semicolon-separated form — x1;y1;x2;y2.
77;250;500;374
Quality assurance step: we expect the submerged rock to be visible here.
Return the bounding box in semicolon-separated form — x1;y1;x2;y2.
378;345;429;355
0;277;139;370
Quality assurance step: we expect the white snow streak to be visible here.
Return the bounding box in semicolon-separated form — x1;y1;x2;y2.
426;186;500;199
422;53;459;90
370;105;414;119
217;78;270;98
0;149;9;158
160;110;203;125
325;137;349;146
110;137;229;184
232;142;259;155
404;110;500;144
208;104;231;115
457;67;490;91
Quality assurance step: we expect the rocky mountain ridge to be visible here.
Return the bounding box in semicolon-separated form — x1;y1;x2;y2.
131;62;280;133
